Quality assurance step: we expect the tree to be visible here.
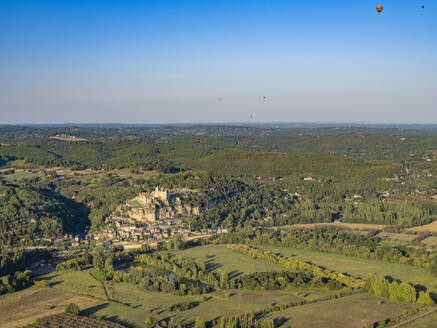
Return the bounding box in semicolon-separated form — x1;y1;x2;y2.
65;303;80;315
194;317;206;328
430;257;437;276
82;249;92;265
417;291;435;306
219;270;228;289
92;247;106;271
104;256;114;272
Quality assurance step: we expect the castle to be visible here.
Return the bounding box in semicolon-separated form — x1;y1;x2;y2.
121;186;199;222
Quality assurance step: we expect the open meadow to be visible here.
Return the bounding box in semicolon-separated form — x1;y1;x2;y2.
171;244;284;275
0;259;342;327
257;245;437;292
267;294;415;328
0;287;103;328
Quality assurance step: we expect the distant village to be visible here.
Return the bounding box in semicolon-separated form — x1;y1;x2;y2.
79;186;228;248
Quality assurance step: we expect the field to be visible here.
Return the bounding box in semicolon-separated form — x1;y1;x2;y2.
280;222;387;231
0;287;103;328
421;236;437;250
376;232;418;244
403;310;437;328
1;171;43;182
408;221;437;233
257;245;437;292
0;260;339;327
172;244;284;275
267;294;415;328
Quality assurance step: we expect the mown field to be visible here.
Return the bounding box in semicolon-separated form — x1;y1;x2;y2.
0;287;103;328
408;221;437;233
267;294;415;328
171;244;284;275
279;222;387;231
257;245;437;292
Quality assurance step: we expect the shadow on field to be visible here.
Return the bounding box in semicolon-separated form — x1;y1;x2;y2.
228;270;242;279
81;302;110;316
205;258;223;272
102;316;136;328
48;280;63;287
274;317;288;327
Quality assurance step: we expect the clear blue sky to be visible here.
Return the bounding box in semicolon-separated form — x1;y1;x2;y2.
0;0;436;124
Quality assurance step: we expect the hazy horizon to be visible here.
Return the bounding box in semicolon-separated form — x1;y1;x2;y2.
1;0;436;124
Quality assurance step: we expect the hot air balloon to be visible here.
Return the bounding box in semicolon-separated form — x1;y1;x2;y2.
196;138;200;143
218;97;223;102
421;5;425;9
225;125;229;129
376;5;383;14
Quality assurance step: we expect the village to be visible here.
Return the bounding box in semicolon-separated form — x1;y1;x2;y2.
83;186;228;248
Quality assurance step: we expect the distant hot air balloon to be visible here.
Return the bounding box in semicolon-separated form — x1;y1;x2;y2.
250;114;254;119
376;5;383;14
421;5;425;9
225;125;229;129
218;97;223;102
196;138;200;143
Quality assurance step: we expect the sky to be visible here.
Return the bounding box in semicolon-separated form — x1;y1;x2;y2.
0;0;436;124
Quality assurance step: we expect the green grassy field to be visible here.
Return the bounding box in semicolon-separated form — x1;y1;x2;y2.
2;244;434;327
2;171;43;182
267;294;415;328
1;263;339;327
172;244;284;275
257;245;437;292
105;282;339;325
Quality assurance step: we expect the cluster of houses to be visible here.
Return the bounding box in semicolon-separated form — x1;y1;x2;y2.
83;186;227;247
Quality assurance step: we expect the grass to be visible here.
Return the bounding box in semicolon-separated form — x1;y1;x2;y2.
42;270;108;299
267;294;415;328
403;310;437;328
421;236;437;249
376;232;418;244
3;266;340;327
280;222;386;231
103;282;339;325
257;245;437;292
0;287;103;328
2;171;43;182
3;245;434;327
408;221;437;233
172;244;284;275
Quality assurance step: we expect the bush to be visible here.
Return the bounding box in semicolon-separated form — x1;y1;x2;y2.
34;280;49;288
144;315;158;327
65;303;80;315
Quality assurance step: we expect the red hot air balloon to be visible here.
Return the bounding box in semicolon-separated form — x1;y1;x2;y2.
196;139;200;143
